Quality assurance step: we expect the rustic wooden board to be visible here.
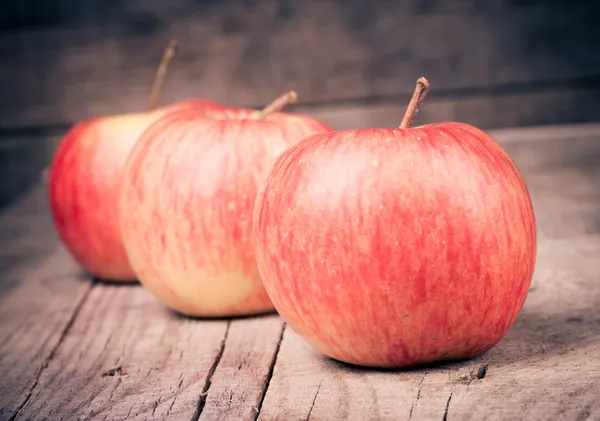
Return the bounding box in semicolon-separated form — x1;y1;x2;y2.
198;316;285;421
1;0;599;128
0;185;94;420
16;283;229;420
13;286;285;420
1;123;600;420
0;183;286;420
0;134;61;210
303;86;600;131
498;130;600;241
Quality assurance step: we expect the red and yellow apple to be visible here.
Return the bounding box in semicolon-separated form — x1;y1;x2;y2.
48;40;223;281
118;91;332;317
253;78;537;368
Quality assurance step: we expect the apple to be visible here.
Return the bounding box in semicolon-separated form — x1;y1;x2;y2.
253;78;537;368
118;91;333;317
48;40;224;281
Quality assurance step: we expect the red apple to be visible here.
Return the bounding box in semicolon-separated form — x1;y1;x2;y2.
118;91;333;317
48;40;224;281
253;78;537;368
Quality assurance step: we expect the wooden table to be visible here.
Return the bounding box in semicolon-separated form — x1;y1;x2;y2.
1;123;599;421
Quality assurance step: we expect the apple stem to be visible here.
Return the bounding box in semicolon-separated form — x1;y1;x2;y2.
148;39;179;111
399;77;430;129
257;90;299;118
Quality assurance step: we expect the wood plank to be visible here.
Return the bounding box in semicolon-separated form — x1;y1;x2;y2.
14;284;285;420
258;134;600;419
300;85;600;131
0;183;58;272
15;283;229;420
198;315;285;421
0;186;94;419
0;184;285;420
4;92;600;212
0;134;60;210
1;0;598;128
501;135;600;240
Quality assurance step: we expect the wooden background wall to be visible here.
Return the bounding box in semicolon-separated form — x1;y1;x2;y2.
1;0;600;206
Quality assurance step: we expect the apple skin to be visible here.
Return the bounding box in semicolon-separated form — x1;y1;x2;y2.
48;99;223;281
119;107;332;317
254;122;537;368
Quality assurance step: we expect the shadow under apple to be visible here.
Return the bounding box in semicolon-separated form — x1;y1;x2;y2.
317;286;600;377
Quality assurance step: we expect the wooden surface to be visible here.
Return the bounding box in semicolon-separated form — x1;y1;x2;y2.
1;123;600;420
0;134;61;209
3;0;600;207
1;0;599;130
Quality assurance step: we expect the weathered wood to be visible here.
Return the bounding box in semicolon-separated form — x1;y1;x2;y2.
0;134;61;210
0;183;58;271
15;283;228;420
5;89;600;208
15;286;287;420
301;85;600;131
0;185;93;420
198;316;285;421
0;167;285;421
499;133;600;240
1;0;599;129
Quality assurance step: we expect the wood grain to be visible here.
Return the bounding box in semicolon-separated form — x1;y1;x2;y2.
0;134;61;210
301;84;600;131
4;86;599;207
1;0;598;128
198;316;285;421
11;277;286;420
15;283;229;420
500;133;600;240
0;185;93;420
0;168;284;421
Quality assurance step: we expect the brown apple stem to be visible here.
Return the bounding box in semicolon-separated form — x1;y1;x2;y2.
148;39;180;111
399;77;430;129
257;90;299;118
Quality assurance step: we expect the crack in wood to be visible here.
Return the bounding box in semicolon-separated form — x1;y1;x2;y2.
0;326;19;349
152;396;161;416
106;377;122;404
102;366;125;377
475;364;488;380
167;395;177;416
8;282;95;421
458;364;490;391
408;374;426;420
97;331;114;362
305;380;323;421
193;320;231;420
442;392;453;421
165;376;185;416
576;404;592;421
253;323;286;420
